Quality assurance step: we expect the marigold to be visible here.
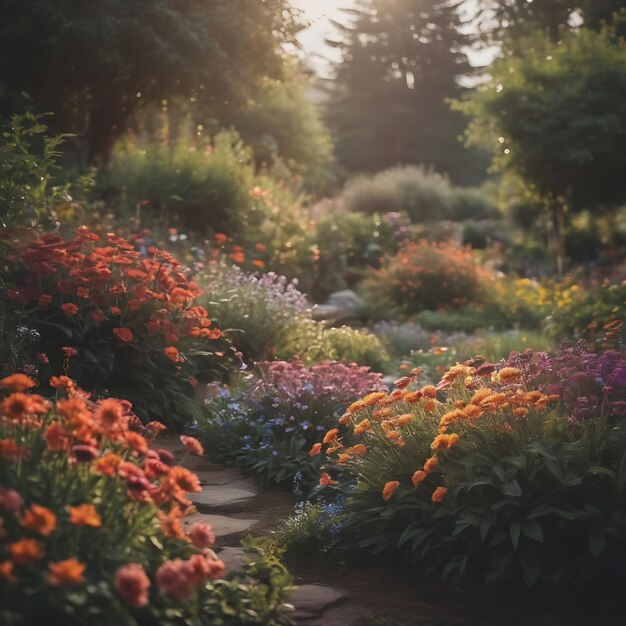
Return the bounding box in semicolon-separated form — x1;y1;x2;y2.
47;559;86;585
92;453;122;476
382;480;400;501
0;374;35;392
0;438;28;460
20;503;57;537
164;346;183;363
113;327;133;342
322;428;339;444
431;486;448;503
115;563;151;608
9;538;44;564
495;367;523;384
431;433;460;451
319;472;339;486
1;393;49;421
353;419;371;436
61;303;79;316
345;444;367;456
69;504;102;527
309;443;322;456
0;561;14;581
411;470;427;486
180;435;204;456
423;456;439;473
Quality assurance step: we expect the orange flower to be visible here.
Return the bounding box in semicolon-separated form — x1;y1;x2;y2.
411;470;427;487
319;472;339;486
431;486;448;503
337;453;352;464
326;444;343;454
251;259;265;268
69;504;101;527
1;393;49;420
322;428;339;444
0;561;14;581
495;367;523;384
0;374;35;392
395;413;413;427
164;346;183;363
121;431;149;455
345;444;367;456
353;419;371;436
167;466;201;493
93;398;128;432
113;327;133;342
92;453;122;476
431;433;460;451
309;443;322;456
180;435;204;456
44;422;72;452
382;480;400;501
361;392;387;406
61;302;79;316
423;456;439;473
21;504;57;536
47;559;86;585
513;407;528;418
0;438;27;460
9;538;44;564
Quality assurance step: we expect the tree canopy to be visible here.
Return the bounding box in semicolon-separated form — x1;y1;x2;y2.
0;0;302;164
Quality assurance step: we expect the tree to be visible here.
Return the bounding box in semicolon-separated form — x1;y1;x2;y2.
456;24;626;272
0;0;301;164
326;0;486;184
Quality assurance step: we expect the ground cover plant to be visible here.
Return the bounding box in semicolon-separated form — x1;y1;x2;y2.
197;359;384;489
0;373;292;625
2;228;227;428
310;345;626;586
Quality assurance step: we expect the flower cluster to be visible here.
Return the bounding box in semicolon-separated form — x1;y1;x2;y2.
3;228;225;426
0;373;227;618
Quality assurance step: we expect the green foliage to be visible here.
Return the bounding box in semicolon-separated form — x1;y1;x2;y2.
321;327;390;374
451;187;499;221
97;132;255;238
339;166;455;222
0;0;302;163
0;111;86;227
326;0;484;183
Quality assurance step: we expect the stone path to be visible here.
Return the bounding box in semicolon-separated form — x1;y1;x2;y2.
155;435;373;626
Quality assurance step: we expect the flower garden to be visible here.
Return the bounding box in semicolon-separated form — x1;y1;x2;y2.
2;2;626;625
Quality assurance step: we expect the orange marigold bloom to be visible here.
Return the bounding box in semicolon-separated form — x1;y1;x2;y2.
372;408;393;421
431;433;460;451
164;346;183;363
338;413;352;426
113;327;133;342
0;561;14;581
421;385;437;398
513;407;529;418
167;466;201;493
61;303;79;316
403;391;423;403
121;431;149;455
309;443;322;456
346;444;367;456
319;472;339;486
382;480;400;501
362;392;387;406
145;421;167;435
0;438;27;460
337;453;352;464
353;419;371;436
495;367;523;384
323;428;339;444
1;393;49;420
463;404;483;420
21;504;57;536
395;413;413;427
412;470;427;487
9;538;44;564
93;453;122;476
47;559;86;585
94;398;128;432
44;422;72;452
0;374;35;392
180;435;204;456
431;486;448;503
423;456;439;473
69;504;102;527
326;443;344;454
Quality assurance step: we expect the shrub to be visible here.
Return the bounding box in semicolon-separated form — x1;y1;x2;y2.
371;322;439;360
318;327;390;374
340;166;455;223
197;359;384;489
313;349;626;586
0;375;292;625
3;228;227;428
97;132;255;237
451;187;499;221
361;241;491;316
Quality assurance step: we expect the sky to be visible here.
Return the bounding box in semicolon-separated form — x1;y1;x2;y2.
291;0;498;76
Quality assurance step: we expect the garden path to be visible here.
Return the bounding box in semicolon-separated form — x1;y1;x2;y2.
156;434;373;626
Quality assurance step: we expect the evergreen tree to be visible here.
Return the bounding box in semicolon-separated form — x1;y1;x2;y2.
326;0;485;184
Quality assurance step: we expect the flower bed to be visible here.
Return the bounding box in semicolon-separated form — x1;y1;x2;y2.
0;374;291;625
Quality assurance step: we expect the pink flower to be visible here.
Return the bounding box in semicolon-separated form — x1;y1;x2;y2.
0;488;24;513
188;522;215;548
115;563;151;607
156;560;196;601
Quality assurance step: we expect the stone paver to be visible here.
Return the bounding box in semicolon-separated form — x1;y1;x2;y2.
190;486;257;512
215;546;248;576
182;512;258;543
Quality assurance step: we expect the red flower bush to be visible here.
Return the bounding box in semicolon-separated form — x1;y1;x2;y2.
3;228;229;427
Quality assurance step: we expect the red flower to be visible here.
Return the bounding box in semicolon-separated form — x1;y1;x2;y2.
180;435;203;456
38;294;52;306
61;303;79;316
164;346;182;363
115;563;151;607
113;327;133;343
61;347;78;358
0;374;36;392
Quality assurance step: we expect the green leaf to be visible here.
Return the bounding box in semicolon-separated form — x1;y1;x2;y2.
588;530;606;558
510;520;521;550
502;479;522;497
522;521;543;542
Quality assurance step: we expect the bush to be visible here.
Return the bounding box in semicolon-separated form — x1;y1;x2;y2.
3;228;228;428
371;321;438;359
340;166;455;223
197;359;384;489
0;375;292;625
312;349;626;586
97;132;255;237
361;241;491;316
450;187;499;221
318;327;390;374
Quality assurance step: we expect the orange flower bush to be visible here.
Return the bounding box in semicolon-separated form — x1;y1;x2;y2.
313;350;626;586
361;240;492;316
0;375;292;625
2;228;229;427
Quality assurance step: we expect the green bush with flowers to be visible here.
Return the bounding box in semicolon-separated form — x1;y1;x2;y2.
2;228;230;429
312;347;626;586
0;373;292;625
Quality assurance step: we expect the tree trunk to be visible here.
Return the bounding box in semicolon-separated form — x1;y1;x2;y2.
548;197;565;276
86;92;124;166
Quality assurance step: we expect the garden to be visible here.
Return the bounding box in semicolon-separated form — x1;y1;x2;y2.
0;1;625;625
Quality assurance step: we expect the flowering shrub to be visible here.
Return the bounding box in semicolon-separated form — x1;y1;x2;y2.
361;240;491;316
3;228;228;427
0;374;292;625
197;359;384;488
312;351;626;586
